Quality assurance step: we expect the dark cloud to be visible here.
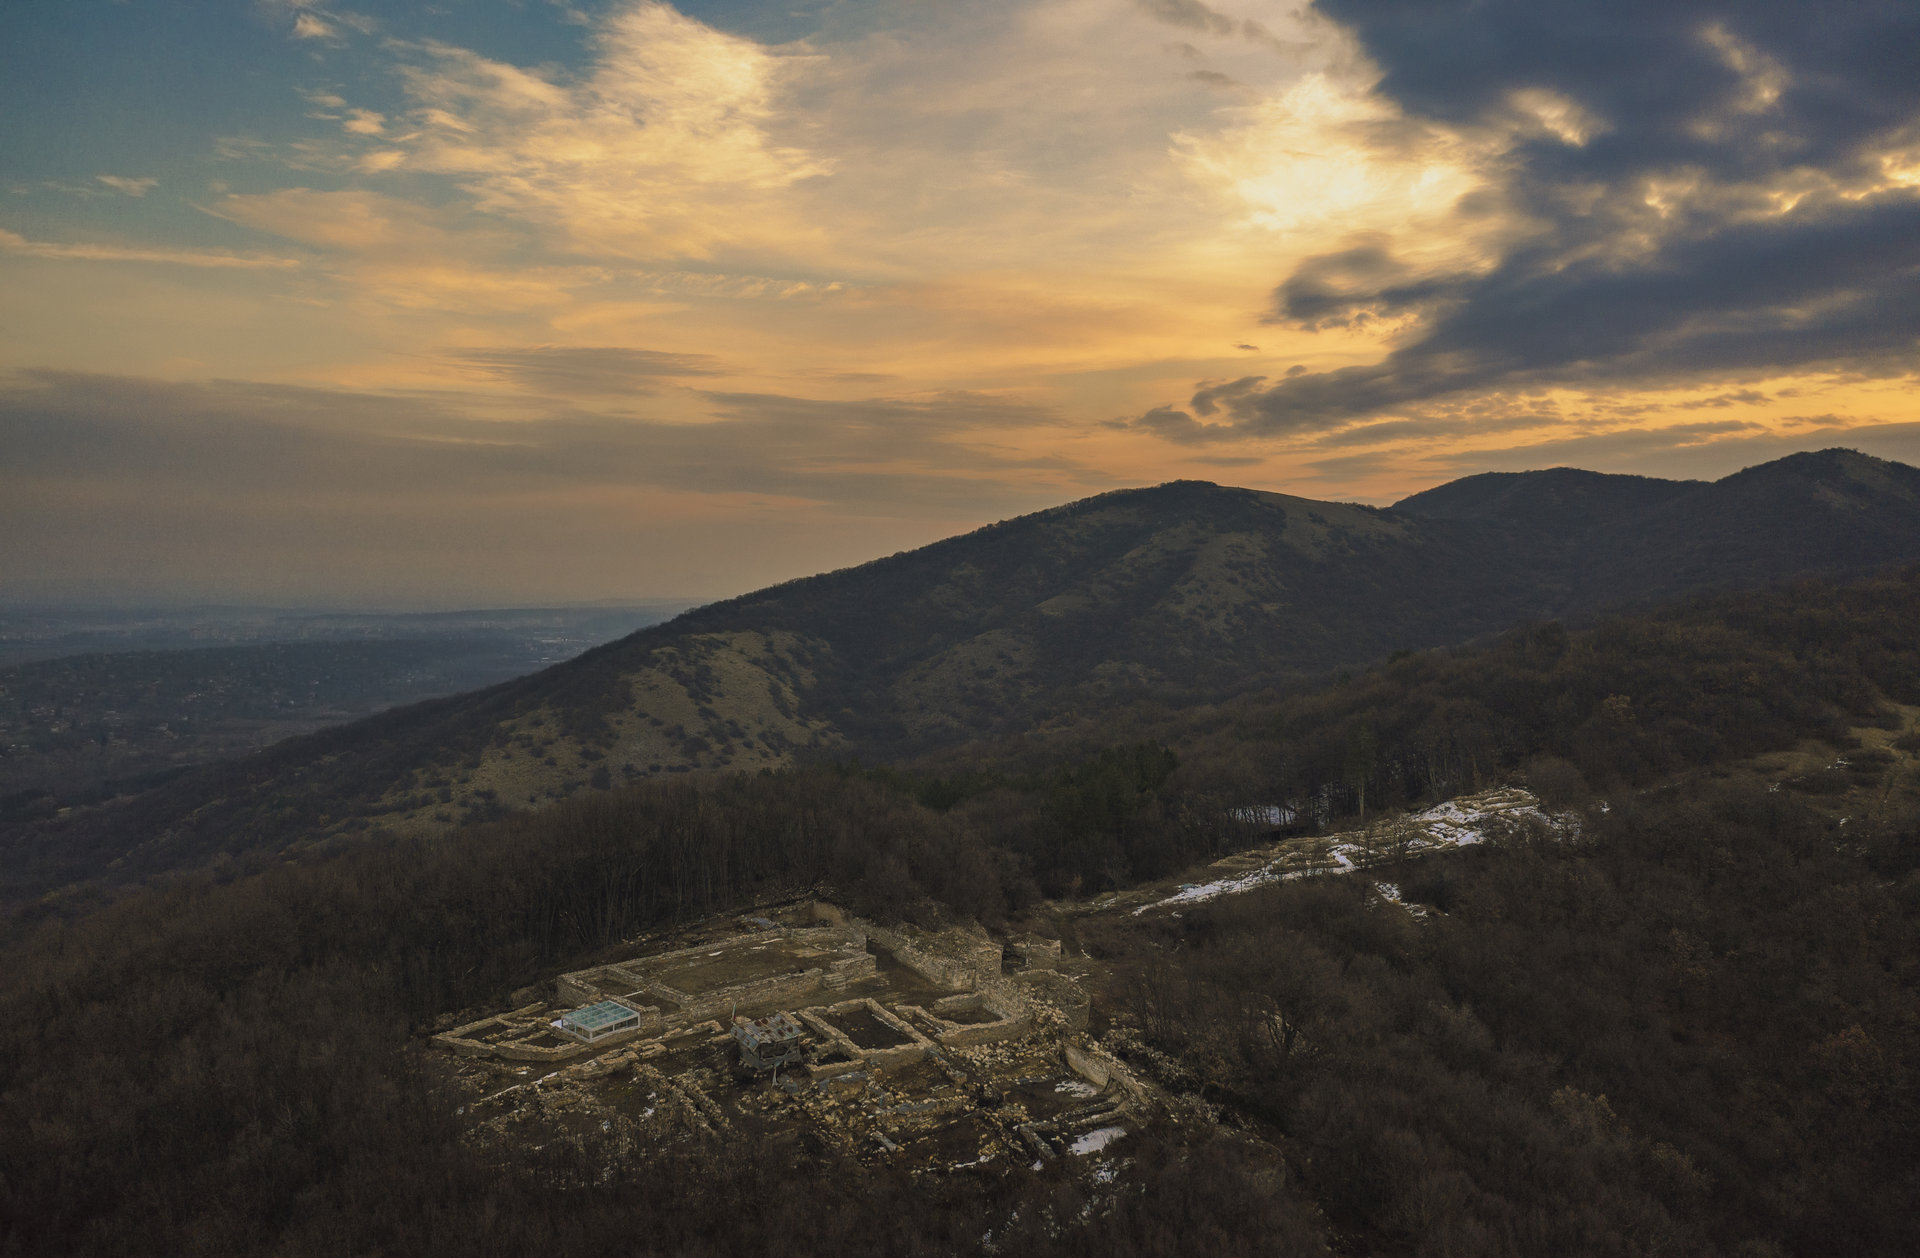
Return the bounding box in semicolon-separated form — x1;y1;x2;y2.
1129;404;1238;444
1272;235;1463;329
1323;1;1920;174
1140;1;1920;439
1189;375;1267;416
454;346;723;395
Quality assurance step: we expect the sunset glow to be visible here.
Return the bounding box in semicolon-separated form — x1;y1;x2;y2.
4;0;1917;605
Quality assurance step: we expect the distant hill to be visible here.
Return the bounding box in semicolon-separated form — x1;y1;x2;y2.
13;447;1920;894
1585;450;1920;605
1394;449;1920;607
1391;465;1697;529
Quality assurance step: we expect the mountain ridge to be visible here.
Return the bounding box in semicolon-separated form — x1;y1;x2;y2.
13;447;1920;895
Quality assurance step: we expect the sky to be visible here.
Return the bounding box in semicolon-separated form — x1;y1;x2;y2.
2;0;1917;607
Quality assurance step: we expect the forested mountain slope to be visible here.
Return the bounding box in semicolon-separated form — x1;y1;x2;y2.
12;449;1920;896
5;568;1917;1256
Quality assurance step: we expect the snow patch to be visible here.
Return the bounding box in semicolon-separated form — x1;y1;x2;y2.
1069;1126;1128;1156
1374;880;1430;919
1137;788;1575;914
1146;865;1286;910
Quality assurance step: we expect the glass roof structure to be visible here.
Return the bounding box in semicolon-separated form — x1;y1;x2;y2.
561;1001;641;1032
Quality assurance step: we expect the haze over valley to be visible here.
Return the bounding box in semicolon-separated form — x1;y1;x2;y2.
0;601;687;822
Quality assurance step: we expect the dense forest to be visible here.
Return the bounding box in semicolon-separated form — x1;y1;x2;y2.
886;569;1920;897
1103;783;1919;1255
2;571;1917;1254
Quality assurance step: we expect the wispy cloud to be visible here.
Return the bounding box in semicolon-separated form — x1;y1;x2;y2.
95;175;158;197
265;2;374;42
0;227;299;269
453;346;723;395
292;12;336;40
355;3;830;260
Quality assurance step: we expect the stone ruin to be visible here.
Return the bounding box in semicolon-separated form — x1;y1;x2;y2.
432;899;1158;1170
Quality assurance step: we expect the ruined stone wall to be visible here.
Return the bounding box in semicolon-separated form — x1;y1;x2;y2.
796;1008;860;1062
922;991;1031;1047
796;997;936;1074
860;1000;936;1071
822;950;877;989
675;967;829;1024
852;915;1061;1053
804;1056;866;1082
433;996;670;1061
556;963;652;1006
433;1003;599;1062
494;1037;600;1062
1008;935;1063;969
861;922;981;990
1064;1041;1154;1108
